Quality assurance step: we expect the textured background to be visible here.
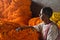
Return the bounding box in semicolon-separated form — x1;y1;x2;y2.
31;0;60;17
32;0;60;12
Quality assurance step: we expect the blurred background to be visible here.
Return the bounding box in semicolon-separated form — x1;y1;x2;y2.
31;0;60;17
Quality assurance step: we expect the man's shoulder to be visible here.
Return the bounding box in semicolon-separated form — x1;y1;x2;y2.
33;22;44;27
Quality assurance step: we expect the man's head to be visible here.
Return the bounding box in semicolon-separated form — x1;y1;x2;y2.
39;7;53;21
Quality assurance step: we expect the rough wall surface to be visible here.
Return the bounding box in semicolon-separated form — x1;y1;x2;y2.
32;0;60;12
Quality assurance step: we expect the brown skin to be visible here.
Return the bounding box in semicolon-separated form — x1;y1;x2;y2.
39;13;52;25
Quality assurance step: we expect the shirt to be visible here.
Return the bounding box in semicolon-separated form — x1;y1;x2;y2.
33;22;58;40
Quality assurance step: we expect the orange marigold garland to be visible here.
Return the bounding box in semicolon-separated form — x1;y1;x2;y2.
29;17;43;26
0;22;43;40
0;0;32;26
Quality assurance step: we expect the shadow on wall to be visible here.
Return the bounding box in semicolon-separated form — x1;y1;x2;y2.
31;1;44;18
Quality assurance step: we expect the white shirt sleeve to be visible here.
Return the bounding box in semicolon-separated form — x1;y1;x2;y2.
33;22;43;32
47;25;58;40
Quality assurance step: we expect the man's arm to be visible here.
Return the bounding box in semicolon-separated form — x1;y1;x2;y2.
33;24;42;32
47;25;58;40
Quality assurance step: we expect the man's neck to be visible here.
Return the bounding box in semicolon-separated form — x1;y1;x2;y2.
44;20;52;25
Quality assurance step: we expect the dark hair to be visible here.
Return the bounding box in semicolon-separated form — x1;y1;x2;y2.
42;7;53;18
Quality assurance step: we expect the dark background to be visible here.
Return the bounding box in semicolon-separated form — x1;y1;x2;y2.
31;0;60;17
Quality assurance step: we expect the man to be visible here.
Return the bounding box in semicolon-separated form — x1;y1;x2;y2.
33;7;58;40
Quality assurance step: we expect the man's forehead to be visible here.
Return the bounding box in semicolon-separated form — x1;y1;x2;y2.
40;9;43;14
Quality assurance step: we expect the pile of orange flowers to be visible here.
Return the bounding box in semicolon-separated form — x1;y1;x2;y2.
0;0;32;26
29;17;43;26
8;28;41;40
0;0;43;40
0;22;43;40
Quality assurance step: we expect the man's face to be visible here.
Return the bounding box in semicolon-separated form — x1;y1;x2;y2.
39;9;46;21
